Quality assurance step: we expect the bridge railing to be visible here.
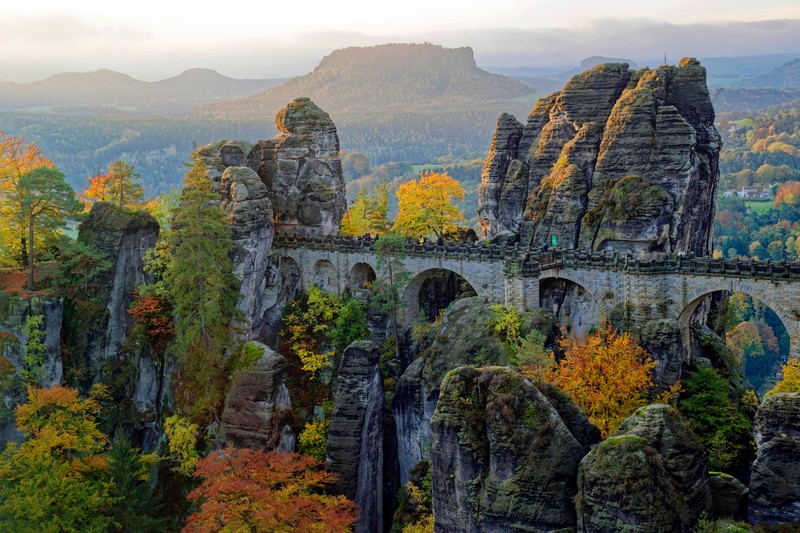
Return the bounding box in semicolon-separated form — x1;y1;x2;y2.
273;233;800;281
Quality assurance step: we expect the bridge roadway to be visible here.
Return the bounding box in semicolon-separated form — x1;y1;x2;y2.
271;234;800;358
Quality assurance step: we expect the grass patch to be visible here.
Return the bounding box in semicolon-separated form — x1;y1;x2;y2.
745;199;773;214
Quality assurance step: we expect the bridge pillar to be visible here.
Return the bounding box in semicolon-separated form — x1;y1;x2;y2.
503;276;539;311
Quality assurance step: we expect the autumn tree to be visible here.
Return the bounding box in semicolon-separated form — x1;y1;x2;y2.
774;181;800;207
164;151;239;422
546;323;656;438
16;166;82;290
82;160;145;210
0;132;53;266
341;182;392;236
767;358;800;395
0;386;112;531
394;171;465;240
184;448;357;532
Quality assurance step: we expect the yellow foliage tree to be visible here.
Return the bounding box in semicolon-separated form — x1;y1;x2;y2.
766;359;800;396
546;323;657;438
0;132;54;266
341;182;391;237
80;160;144;211
394;172;465;240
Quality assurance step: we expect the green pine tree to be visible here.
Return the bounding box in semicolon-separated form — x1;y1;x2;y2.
164;151;240;422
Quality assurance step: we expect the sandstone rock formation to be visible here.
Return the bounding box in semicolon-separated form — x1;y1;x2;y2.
393;296;557;484
478;58;720;256
326;341;384;533
200;97;346;238
219;166;274;338
748;392;800;525
76;202;163;448
219;342;294;451
0;296;63;443
431;366;586;532
78;202;160;372
577;404;711;532
708;472;747;519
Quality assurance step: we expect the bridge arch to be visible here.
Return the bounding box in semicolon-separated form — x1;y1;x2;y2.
677;282;799;363
312;259;337;293
538;271;605;337
400;268;478;326
348;262;376;290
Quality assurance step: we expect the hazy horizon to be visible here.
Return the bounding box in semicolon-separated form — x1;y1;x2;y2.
2;1;799;82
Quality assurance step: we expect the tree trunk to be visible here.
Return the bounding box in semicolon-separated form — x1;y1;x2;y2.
27;216;34;291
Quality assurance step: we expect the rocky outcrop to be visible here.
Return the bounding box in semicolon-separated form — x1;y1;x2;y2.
478;58;720;257
219;166;274;338
77;202;160;374
0;296;63;443
394;296;557;484
326;341;384;533
75;202;162;447
200;97;346;239
219;342;294;451
577;404;711;532
708;472;747;519
431;366;586;532
748;392;800;525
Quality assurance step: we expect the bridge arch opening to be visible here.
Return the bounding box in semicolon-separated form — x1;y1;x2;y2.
678;290;793;396
401;269;478;325
539;276;600;338
312;260;338;293
348;262;376;291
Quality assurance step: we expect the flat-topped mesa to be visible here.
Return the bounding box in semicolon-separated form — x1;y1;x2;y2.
199;97;347;238
477;58;721;255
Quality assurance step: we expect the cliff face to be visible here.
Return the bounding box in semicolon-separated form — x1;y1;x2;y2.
478;58;720;255
199;98;345;341
200;97;346;238
431;366;589;532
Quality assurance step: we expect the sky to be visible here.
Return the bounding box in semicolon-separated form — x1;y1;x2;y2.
2;0;799;81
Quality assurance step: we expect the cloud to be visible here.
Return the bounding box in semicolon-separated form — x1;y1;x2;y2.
428;19;800;67
0;14;149;44
0;17;798;82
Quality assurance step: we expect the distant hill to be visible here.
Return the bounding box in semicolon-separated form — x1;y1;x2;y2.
195;43;535;118
0;68;284;115
738;58;800;88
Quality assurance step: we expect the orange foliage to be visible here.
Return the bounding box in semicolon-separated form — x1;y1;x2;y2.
184;448;357;533
129;291;174;355
80;169;114;208
774;181;800;207
546;323;657;438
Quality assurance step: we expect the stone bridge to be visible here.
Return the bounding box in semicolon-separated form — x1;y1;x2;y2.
271;235;800;359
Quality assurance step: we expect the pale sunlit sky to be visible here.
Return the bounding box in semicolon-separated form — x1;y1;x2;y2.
2;0;799;81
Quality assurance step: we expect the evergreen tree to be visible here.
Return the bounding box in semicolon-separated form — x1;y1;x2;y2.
82;160;145;210
164;151;239;422
16;166;82;290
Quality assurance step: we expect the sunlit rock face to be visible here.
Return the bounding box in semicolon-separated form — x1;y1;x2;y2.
478;58;720;256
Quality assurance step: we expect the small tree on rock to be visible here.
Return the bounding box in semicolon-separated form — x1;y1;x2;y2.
16;166;81;290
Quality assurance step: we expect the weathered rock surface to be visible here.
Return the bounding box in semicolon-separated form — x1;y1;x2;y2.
0;296;63;443
219;166;274;338
327;341;384;533
219;342;294;452
748;392;800;525
200;97;346;239
478;58;720;257
77;202;160;373
394;296;557;484
577;404;712;532
431;366;586;532
75;202;163;448
708;472;747;519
